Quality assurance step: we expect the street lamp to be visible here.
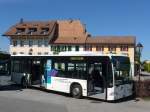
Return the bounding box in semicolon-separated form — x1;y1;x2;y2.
136;42;143;84
136;42;143;58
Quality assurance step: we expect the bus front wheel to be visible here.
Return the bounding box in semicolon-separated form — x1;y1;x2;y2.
71;84;82;99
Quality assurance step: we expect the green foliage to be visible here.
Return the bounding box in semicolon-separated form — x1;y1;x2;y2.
143;63;150;73
0;52;10;60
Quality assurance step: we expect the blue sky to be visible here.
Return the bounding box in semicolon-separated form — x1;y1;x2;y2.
0;0;149;60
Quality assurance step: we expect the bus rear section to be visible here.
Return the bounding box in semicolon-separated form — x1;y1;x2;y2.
11;57;44;87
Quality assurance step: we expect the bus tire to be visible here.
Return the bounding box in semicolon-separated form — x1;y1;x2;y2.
21;77;27;88
71;84;82;99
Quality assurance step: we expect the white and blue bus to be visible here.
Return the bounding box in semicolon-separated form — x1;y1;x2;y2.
11;52;133;101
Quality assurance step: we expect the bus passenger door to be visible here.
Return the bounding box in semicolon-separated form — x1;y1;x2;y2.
87;63;106;100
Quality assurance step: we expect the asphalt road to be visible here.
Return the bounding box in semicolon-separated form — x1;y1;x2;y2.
0;75;150;112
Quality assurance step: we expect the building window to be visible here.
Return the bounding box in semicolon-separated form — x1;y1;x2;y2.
96;46;104;51
108;46;116;51
51;45;55;51
38;40;42;47
44;52;49;55
44;40;48;47
51;45;72;53
51;45;57;52
29;52;32;55
28;28;37;35
29;40;33;47
29;48;33;55
84;45;92;51
12;52;17;55
57;46;60;52
13;40;17;47
20;52;24;54
75;46;79;51
68;46;72;51
38;52;42;55
60;46;66;51
41;28;49;34
20;40;24;47
16;28;25;35
120;46;128;51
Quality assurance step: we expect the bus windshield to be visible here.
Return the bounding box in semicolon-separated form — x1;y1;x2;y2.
112;56;131;85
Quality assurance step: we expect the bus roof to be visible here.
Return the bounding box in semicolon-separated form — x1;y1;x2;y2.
11;51;128;57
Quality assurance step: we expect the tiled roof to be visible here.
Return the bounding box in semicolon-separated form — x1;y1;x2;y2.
51;36;87;44
86;36;136;44
3;21;56;36
3;20;136;45
57;20;88;38
50;20;88;44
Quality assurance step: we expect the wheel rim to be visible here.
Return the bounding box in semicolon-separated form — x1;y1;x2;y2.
73;87;80;96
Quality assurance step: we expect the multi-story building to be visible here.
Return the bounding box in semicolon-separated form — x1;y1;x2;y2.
4;21;57;55
3;19;135;76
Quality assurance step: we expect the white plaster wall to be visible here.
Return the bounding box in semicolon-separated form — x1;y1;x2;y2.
10;39;51;55
128;47;135;77
79;45;84;51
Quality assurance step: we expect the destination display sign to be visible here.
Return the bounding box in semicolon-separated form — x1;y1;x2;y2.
70;57;84;61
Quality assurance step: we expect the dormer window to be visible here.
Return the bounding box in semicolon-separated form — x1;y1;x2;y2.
27;28;37;34
41;28;49;34
16;28;25;35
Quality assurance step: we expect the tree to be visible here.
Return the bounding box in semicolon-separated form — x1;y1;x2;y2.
143;62;150;73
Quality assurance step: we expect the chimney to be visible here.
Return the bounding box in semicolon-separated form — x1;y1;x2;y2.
20;18;24;24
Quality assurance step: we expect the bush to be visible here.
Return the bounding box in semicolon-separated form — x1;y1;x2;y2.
143;63;150;73
134;80;150;97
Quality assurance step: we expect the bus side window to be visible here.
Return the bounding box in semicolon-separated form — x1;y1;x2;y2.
12;60;21;73
67;63;75;78
67;63;87;79
54;63;66;77
76;63;87;79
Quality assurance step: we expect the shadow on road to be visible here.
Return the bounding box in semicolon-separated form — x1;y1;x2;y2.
0;84;23;91
0;74;23;91
84;95;136;103
111;95;136;103
29;86;136;103
30;86;70;98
